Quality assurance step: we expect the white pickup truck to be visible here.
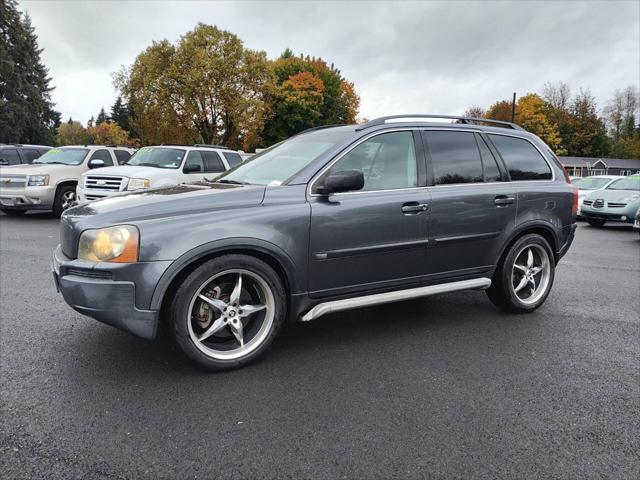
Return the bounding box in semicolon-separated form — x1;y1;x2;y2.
76;145;244;203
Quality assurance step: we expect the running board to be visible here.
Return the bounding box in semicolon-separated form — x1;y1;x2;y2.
301;278;492;322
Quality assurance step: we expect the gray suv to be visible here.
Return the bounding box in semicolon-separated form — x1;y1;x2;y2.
53;115;578;370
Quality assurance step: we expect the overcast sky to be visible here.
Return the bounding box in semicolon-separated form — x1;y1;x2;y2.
20;0;640;124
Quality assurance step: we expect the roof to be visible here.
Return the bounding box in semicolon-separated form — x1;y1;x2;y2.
558;156;640;169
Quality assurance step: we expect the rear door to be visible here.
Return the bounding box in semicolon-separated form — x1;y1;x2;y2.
202;150;228;180
307;130;430;298
423;130;516;276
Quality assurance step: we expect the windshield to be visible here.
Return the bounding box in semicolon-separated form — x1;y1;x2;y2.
33;148;88;165
125;147;186;169
575;177;615;190
606;176;640;191
217;129;353;185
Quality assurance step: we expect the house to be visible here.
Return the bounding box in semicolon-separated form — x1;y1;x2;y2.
558;156;640;177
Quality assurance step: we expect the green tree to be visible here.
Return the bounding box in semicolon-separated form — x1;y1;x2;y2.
0;1;60;144
110;96;131;133
56;120;90;145
604;86;639;158
96;107;109;125
563;90;610;157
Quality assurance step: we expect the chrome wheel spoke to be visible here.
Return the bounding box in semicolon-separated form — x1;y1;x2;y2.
239;303;266;317
514;276;528;293
198;294;227;312
230;274;242;305
531;266;543;275
198;317;227;342
526;248;534;268
228;318;244;347
528;276;536;290
513;263;527;273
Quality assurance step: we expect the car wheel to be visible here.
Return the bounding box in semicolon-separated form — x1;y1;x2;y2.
0;208;26;217
486;234;555;314
53;185;77;217
587;219;606;228
170;254;286;370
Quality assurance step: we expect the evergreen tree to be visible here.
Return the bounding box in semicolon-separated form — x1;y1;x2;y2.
96;107;109;125
110;96;131;133
87;116;95;128
0;1;60;144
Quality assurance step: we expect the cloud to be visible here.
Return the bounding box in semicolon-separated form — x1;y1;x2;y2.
20;0;640;124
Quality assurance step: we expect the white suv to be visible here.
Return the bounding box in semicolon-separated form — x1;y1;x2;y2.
0;145;134;217
76;145;244;203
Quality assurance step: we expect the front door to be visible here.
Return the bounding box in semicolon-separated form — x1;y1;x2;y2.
308;130;430;298
422;130;517;276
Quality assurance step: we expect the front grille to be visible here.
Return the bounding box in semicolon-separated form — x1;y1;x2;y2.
583;200;593;206
607;202;627;208
84;175;124;192
593;199;605;208
85;194;107;201
66;268;112;280
0;174;27;189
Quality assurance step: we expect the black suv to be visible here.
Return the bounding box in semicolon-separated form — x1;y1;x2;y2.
0;144;51;165
53;115;578;370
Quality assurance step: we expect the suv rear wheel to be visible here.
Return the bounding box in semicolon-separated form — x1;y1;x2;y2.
170;254;286;370
486;234;555;313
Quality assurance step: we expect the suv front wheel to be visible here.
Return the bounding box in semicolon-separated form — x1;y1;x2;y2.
53;184;77;217
170;254;286;370
486;234;555;313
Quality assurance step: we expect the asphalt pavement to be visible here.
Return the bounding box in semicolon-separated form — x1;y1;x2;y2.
1;212;638;479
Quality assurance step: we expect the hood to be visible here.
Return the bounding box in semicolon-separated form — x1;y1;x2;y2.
83;165;165;178
0;163;74;175
584;188;640;202
60;183;267;257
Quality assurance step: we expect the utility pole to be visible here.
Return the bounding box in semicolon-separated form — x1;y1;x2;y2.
511;92;516;123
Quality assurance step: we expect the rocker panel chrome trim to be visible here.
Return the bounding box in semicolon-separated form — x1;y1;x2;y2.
300;277;492;321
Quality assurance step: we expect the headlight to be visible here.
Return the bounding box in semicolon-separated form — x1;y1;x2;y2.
27;175;49;186
78;225;139;263
127;178;150;191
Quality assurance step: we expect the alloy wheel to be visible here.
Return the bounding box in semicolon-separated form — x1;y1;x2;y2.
511;244;551;305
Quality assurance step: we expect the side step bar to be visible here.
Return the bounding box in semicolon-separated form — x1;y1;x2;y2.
301;278;492;322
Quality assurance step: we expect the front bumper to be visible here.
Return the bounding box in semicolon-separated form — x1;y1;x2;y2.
52;245;172;339
0;185;56;210
76;185;122;203
580;207;636;223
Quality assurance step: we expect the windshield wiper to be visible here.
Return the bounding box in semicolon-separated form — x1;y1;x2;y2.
217;179;251;185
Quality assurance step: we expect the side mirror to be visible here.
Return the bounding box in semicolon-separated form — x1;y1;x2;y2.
183;163;202;173
0;159;8;166
88;159;105;169
316;170;365;195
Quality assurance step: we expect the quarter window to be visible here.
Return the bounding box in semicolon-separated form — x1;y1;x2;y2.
323;131;417;192
222;152;243;167
489;135;552;180
426;131;483;185
202;151;227;173
0;149;21;165
89;149;114;166
22;149;41;163
114;149;132;164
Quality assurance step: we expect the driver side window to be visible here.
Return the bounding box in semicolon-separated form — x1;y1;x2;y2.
326;131;417;191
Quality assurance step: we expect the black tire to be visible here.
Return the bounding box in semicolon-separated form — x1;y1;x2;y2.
0;208;26;217
52;184;77;218
170;254;286;371
587;219;606;228
486;234;555;314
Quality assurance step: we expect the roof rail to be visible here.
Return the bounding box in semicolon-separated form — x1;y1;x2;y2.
193;143;230;149
355;114;524;131
297;124;346;135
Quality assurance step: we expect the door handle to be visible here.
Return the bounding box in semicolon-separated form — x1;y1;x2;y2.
402;202;429;214
494;195;516;206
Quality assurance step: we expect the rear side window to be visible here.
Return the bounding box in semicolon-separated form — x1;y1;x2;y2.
0;148;21;165
475;134;502;182
222;151;243;167
426;131;483;185
89;149;114;166
114;149;132;164
201;151;226;173
489;135;552;181
21;149;41;163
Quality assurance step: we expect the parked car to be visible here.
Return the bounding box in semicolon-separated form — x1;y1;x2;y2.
573;175;623;216
0;145;134;217
76;145;244;203
581;175;640;227
0;144;52;166
53;115;577;370
634;209;640;237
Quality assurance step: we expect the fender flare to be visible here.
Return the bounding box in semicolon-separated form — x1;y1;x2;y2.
149;237;300;311
497;220;560;262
